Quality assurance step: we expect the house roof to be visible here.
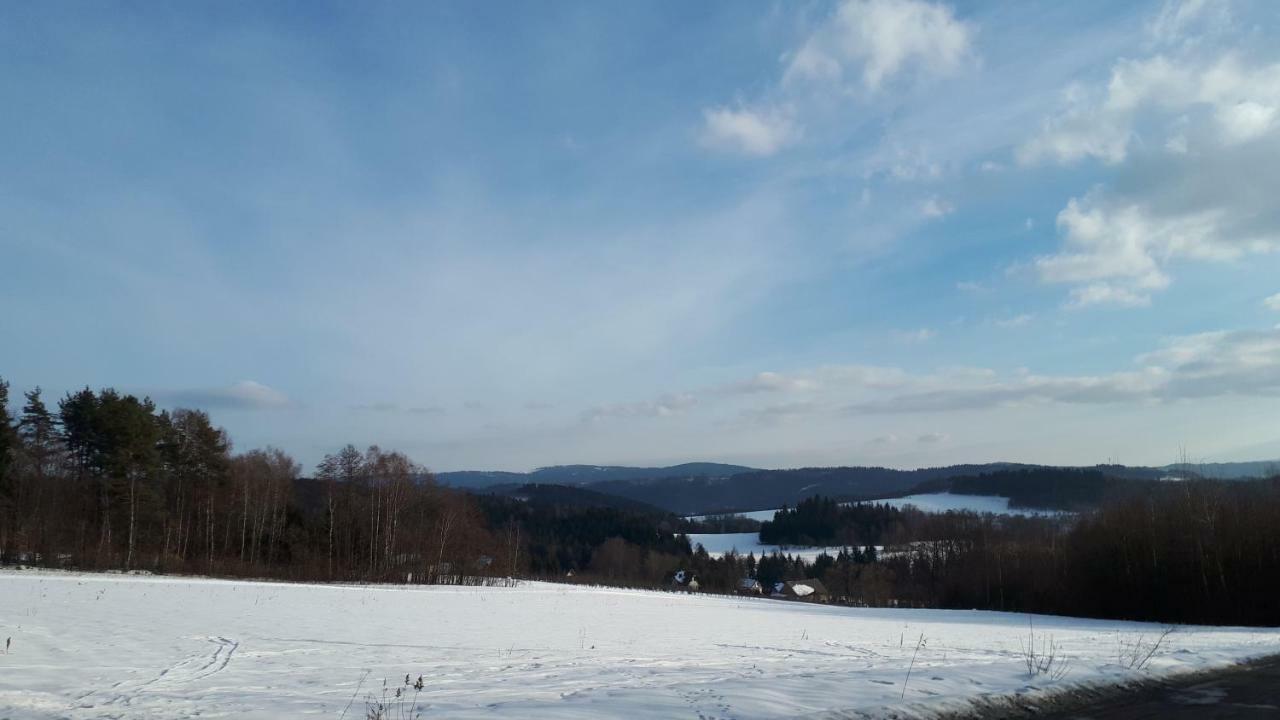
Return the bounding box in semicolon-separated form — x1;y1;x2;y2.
785;578;828;595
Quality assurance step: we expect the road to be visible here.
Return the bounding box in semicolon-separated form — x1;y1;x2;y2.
1033;656;1280;719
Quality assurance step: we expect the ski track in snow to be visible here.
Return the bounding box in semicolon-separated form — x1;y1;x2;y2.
1;570;1278;719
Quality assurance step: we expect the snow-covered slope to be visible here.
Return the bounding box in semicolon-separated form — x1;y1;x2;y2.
2;571;1277;719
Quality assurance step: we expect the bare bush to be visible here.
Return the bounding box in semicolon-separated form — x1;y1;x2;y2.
1117;626;1176;671
363;673;426;720
1020;618;1070;681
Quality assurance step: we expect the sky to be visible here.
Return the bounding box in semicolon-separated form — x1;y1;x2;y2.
2;0;1279;473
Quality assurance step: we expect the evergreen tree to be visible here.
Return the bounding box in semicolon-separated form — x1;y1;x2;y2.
19;387;62;482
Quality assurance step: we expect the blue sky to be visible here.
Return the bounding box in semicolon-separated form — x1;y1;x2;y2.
3;0;1279;472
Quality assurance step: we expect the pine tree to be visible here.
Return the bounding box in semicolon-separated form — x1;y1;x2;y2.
19;388;61;483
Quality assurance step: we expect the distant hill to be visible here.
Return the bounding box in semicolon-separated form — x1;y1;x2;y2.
435;459;1280;516
437;462;755;489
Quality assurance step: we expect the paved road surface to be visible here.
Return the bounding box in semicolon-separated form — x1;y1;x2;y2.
1035;657;1280;719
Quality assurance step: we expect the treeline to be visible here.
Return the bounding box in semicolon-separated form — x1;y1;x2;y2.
0;380;497;582
758;496;906;546
757;481;1280;625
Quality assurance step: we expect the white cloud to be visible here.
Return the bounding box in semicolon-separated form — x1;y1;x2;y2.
955;280;986;293
1265;293;1280;311
1139;329;1280;400
700;106;798;156
785;0;975;91
1019;12;1280;307
917;432;949;443
1036;190;1276;307
921;196;954;218
1019;53;1280;165
1216;100;1277;144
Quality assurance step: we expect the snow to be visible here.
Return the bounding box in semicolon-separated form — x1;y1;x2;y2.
3;570;1279;719
687;493;1063;525
790;584;814;597
685;508;779;522
686;532;850;561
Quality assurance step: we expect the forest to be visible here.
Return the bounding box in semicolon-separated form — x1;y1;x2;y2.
2;376;1279;625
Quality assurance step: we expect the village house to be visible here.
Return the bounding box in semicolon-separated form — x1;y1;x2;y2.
771;579;829;602
671;569;700;592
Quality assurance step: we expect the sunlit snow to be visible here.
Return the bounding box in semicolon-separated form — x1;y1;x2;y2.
3;570;1278;719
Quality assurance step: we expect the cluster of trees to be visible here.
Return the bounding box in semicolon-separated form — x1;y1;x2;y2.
758;496;906;546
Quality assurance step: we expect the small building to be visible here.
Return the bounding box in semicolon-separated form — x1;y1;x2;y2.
772;579;829;602
737;578;763;595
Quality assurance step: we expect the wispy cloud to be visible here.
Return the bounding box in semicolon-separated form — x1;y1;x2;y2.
847;328;1280;413
993;313;1033;328
720;371;819;395
154;380;291;411
700;106;798;156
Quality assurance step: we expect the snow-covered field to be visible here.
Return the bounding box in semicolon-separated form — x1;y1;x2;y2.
686;532;850;561
3;571;1278;719
873;493;1064;517
687;494;1061;524
686;508;780;523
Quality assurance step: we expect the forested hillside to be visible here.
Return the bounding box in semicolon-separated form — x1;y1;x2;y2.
580;464;1033;515
438;463;755;490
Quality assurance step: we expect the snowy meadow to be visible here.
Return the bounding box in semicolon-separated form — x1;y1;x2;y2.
2;571;1278;719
